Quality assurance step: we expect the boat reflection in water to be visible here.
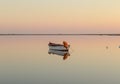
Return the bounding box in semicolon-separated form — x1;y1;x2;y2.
48;49;70;60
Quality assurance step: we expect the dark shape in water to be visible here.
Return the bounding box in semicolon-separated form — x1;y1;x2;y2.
119;46;120;48
106;46;108;49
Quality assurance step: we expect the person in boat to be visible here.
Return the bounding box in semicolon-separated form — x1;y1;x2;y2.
63;41;69;49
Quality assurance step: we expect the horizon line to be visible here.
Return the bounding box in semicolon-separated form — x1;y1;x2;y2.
0;33;120;36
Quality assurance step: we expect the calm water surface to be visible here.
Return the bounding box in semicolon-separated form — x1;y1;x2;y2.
0;36;120;84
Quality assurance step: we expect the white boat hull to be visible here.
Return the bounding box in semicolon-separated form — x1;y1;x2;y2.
49;45;70;51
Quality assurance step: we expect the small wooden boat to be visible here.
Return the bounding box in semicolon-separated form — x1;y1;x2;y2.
48;41;70;51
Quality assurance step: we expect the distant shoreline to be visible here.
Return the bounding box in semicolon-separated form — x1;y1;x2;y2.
0;34;120;36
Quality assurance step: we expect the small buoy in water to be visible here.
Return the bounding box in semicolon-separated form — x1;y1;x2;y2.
106;46;108;49
119;46;120;48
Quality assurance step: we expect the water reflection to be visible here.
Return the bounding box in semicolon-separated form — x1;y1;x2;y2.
48;49;70;60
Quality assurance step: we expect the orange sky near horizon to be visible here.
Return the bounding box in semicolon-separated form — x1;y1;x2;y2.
0;0;120;33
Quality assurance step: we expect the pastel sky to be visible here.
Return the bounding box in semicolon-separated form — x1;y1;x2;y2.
0;0;120;33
